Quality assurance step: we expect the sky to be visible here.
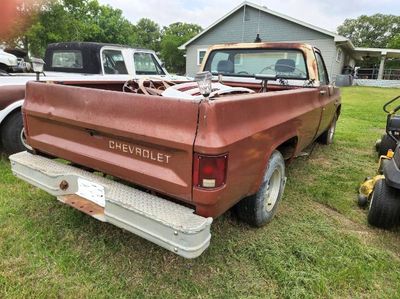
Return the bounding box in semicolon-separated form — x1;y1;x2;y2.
98;0;400;32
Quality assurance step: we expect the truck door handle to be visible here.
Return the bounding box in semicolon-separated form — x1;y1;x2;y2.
320;90;327;95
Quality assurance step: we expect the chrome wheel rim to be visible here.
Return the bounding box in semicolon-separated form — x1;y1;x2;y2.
328;117;336;142
264;169;282;212
20;128;32;151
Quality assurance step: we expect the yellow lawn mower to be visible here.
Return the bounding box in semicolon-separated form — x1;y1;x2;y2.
358;96;400;229
358;144;400;229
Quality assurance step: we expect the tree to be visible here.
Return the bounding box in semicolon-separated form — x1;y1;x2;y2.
6;0;137;56
337;14;400;48
2;0;204;75
388;34;400;49
160;22;202;74
88;4;137;46
135;18;161;52
2;0;53;50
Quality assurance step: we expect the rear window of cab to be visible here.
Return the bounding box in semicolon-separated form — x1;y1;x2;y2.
204;49;308;80
51;50;83;69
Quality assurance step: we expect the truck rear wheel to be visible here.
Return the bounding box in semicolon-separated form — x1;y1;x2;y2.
235;150;286;227
318;114;337;145
368;179;400;229
0;63;8;72
1;111;27;155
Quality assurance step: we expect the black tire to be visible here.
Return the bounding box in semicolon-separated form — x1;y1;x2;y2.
368;179;400;229
235;150;286;227
318;114;337;145
1;111;27;155
0;63;8;72
377;134;397;156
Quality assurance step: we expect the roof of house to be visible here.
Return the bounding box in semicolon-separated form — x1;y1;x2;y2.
354;47;400;58
179;1;350;50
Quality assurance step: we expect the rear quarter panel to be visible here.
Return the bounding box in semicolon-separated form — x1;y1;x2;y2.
194;88;322;217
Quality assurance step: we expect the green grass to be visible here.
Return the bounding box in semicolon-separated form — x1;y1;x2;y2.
2;86;400;298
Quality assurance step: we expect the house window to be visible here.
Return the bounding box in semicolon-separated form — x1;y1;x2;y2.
336;48;343;62
197;49;207;65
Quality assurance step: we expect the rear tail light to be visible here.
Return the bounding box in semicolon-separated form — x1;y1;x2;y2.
193;153;228;189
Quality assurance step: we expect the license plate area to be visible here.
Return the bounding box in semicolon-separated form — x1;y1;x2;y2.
76;177;105;207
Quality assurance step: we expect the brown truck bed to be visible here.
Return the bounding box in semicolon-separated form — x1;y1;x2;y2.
23;79;339;217
24;82;199;202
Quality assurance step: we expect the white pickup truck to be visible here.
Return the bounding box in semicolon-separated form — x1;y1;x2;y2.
0;42;187;154
0;49;25;73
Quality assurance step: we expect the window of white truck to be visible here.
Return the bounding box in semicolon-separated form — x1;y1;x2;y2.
102;49;128;74
52;50;83;69
134;52;165;75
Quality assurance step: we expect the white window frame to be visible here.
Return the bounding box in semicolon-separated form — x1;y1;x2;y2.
100;47;128;75
197;49;207;66
336;48;343;63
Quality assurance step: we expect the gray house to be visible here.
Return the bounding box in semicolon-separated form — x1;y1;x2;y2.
179;1;359;79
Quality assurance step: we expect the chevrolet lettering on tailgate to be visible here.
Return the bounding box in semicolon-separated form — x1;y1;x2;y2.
108;140;171;164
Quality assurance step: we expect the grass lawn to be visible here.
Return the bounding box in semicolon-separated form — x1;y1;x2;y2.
1;86;400;298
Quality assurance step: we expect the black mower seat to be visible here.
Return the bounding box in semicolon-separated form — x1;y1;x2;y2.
383;143;400;189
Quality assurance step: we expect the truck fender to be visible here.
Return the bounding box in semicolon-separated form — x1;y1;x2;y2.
0;100;24;125
252;134;299;195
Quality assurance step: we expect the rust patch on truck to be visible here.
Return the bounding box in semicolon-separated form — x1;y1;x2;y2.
60;194;105;219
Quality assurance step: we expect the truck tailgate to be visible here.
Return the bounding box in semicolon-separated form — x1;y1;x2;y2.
23;82;200;201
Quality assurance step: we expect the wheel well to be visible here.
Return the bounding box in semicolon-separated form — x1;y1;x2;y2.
276;136;298;160
0;107;21;131
336;105;341;117
0;63;8;70
0;108;21;149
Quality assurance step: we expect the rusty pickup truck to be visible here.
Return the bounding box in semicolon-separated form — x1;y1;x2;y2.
10;42;341;258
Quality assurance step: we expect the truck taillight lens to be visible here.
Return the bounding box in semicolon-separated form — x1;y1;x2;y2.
193;153;228;189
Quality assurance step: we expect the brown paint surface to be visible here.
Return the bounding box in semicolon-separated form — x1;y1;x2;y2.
23;43;340;218
0;85;25;110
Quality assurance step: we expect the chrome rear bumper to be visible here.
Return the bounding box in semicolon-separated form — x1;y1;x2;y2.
10;152;212;258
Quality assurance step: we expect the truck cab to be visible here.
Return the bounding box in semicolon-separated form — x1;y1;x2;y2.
42;42;171;79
